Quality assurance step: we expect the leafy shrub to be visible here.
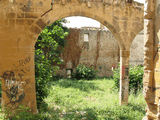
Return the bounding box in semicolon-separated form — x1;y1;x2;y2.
129;65;144;93
113;65;144;94
35;19;68;108
74;64;97;80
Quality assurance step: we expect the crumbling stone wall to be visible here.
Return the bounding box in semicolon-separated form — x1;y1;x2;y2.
143;0;160;119
59;28;144;77
60;28;119;77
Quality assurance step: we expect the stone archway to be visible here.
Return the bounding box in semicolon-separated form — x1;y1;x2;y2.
29;0;144;106
0;0;144;115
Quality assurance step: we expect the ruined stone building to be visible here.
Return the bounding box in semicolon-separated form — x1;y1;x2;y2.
4;0;160;119
58;27;144;77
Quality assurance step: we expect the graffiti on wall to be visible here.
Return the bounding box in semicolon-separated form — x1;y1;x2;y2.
2;56;31;104
2;71;25;104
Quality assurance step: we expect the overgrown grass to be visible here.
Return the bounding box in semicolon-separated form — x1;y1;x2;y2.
0;78;146;120
41;78;146;120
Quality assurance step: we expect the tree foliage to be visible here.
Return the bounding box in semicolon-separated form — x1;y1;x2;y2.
35;19;69;108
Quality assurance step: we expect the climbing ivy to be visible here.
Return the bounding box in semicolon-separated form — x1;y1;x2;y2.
35;19;69;108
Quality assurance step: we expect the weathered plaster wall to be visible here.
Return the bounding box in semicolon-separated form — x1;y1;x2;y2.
59;28;144;77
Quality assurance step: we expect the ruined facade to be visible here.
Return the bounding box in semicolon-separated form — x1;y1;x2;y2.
0;0;148;118
59;28;144;77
